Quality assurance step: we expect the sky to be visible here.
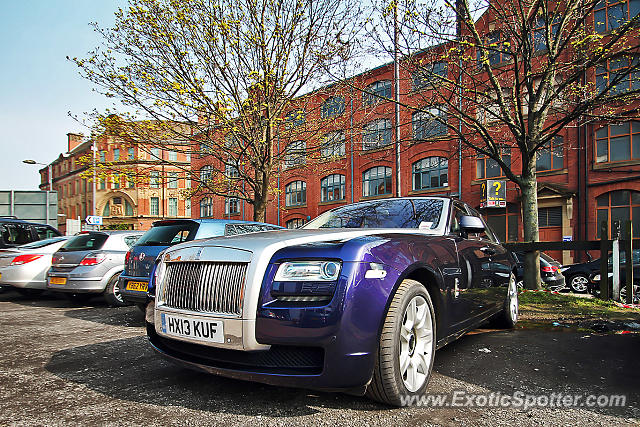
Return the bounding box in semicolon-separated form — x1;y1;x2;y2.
0;0;124;190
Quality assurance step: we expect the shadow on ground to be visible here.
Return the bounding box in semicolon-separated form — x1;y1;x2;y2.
43;328;640;418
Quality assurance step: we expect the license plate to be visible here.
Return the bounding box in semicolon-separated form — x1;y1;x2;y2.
126;281;148;292
50;277;67;285
160;313;224;343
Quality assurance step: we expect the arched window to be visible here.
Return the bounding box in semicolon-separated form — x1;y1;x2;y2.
412;107;447;140
596;55;640;95
362;80;391;106
286;218;307;229
363;166;392;197
320;174;346;202
225;197;240;215
321;96;345;118
596;190;640;238
284;109;306;128
412;157;448;190
595;0;639;33
363;119;392;150
284;141;306;169
595;121;640;164
536;136;564;171
320;131;345;158
412;62;447;90
102;197;134;217
285;181;306;207
200;197;213;218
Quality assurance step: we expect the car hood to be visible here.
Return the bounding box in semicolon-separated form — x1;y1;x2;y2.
164;228;440;260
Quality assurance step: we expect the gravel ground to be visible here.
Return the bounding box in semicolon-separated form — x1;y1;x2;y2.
0;289;638;426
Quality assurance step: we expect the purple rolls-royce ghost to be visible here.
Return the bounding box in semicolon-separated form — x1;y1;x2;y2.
145;197;518;405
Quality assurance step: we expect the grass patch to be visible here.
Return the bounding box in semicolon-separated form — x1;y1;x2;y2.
518;291;640;322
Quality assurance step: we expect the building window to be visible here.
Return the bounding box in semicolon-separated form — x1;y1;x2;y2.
225;197;240;215
99;178;106;190
99;151;106;163
363;119;392;150
168;150;178;161
151;147;162;159
150;171;160;188
103;202;110;217
536;136;564;171
412;107;447;140
412;62;447;90
412;157;448;190
125;199;134;216
112;174;120;189
321;96;345;118
200;165;213;182
185;199;191;217
167;171;178;188
200;197;213;218
595;121;640;163
150;197;160;216
363;166;392;197
484;204;520;242
596;190;640;238
476;147;512;179
286;218;307;229
320;131;345;158
477;32;511;66
168;198;178;217
532;15;560;51
320;174;346;202
284;141;306;169
538;206;562;227
284;109;305;128
225;164;239;178
113;148;120;162
128;148;135;160
595;0;640;33
285;180;306;207
363;80;392;106
126;172;135;188
596;55;640;95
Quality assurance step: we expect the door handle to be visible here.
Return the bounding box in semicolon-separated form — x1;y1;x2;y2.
480;247;496;256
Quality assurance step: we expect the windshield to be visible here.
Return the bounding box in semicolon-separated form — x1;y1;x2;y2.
135;222;199;246
19;237;67;249
60;233;109;251
303;199;445;229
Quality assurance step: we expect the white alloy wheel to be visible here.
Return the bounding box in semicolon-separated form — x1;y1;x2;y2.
399;295;434;392
569;275;589;293
508;274;518;323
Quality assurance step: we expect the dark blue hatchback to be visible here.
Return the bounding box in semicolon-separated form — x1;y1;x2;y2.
119;219;283;305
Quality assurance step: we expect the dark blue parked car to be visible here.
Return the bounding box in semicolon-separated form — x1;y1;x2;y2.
119;219;283;306
146;197;517;406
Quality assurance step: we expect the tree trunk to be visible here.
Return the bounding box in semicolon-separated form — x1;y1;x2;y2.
252;170;270;223
520;168;542;290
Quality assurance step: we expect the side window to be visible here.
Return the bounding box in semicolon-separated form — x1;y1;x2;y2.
1;224;33;245
34;225;56;240
124;235;140;248
169;230;190;243
467;207;498;243
449;204;467;234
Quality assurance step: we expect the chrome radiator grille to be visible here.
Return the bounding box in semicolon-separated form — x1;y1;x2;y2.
160;262;248;315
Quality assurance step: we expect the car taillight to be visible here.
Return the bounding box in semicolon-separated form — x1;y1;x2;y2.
10;254;43;266
125;249;132;264
80;253;107;266
541;266;558;273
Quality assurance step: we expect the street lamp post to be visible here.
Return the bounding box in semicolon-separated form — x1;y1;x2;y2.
23;159;53;225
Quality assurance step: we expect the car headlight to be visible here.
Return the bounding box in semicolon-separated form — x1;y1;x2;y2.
154;260;167;303
275;261;341;282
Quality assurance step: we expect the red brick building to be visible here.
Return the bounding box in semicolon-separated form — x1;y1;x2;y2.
191;2;640;264
39;132;192;233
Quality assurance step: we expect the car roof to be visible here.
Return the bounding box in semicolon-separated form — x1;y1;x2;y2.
0;218;56;227
78;230;144;236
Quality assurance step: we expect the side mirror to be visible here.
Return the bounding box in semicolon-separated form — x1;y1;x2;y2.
459;216;485;233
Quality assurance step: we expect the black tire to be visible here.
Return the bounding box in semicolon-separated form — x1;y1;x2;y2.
492;273;518;329
16;288;44;298
568;274;589;293
136;303;147;313
366;279;436;406
65;293;93;303
104;273;129;307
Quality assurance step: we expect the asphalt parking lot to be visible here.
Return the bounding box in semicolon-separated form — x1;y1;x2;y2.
0;289;638;426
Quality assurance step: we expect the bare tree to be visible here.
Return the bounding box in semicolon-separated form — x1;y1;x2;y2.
367;0;640;288
70;0;364;221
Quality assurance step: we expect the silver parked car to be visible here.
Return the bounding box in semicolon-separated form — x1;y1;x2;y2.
0;236;69;296
47;231;143;306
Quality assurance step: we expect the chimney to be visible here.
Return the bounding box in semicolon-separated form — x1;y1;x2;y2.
67;133;83;152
